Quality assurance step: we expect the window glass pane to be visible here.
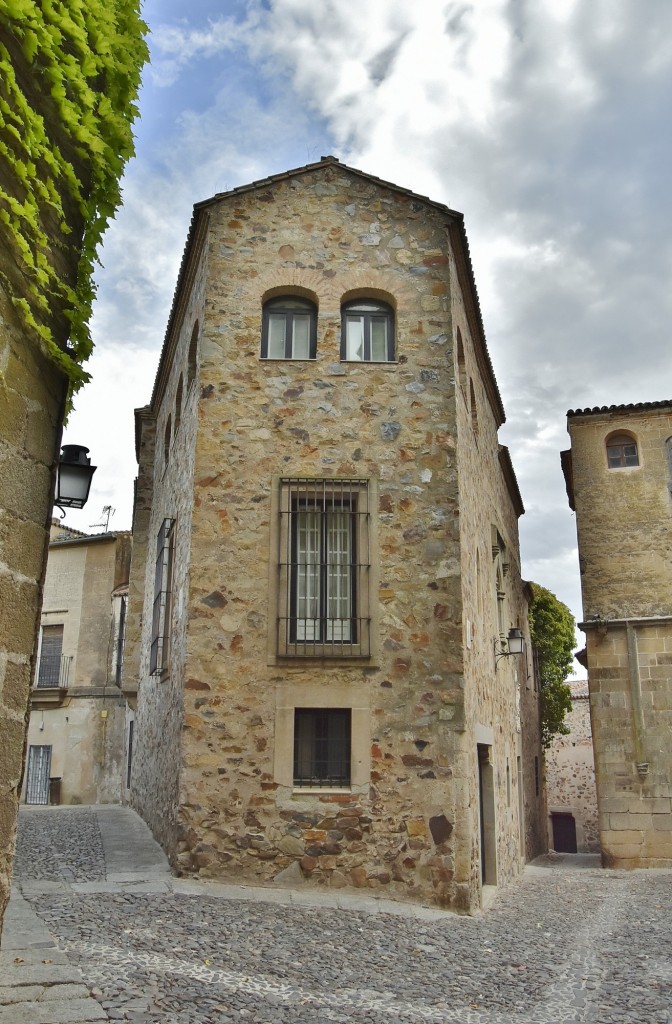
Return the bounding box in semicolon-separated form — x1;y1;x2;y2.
291;314;311;358
347;302;386;313
346;316;364;360
623;445;638;465
326;509;351;640
370;317;388;361
267;314;287;358
296;509;321;640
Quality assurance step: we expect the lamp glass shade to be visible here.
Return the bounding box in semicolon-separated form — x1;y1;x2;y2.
56;447;96;509
506;628;525;655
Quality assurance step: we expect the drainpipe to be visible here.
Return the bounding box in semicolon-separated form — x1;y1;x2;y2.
625;623;649;778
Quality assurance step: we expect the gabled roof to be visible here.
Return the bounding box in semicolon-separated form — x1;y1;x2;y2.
145;155;506;430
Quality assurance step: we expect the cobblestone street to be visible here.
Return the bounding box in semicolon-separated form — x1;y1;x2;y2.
5;807;672;1023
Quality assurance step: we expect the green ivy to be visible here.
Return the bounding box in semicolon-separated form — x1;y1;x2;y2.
0;0;148;393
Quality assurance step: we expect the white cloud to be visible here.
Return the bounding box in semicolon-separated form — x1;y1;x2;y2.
64;0;672;633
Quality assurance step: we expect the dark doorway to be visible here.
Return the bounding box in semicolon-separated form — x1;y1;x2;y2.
25;745;52;804
477;744;497;885
551;812;578;853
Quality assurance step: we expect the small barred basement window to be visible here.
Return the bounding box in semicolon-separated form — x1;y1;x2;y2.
293;708;352;788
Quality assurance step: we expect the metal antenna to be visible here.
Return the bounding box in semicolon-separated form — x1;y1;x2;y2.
90;505;115;531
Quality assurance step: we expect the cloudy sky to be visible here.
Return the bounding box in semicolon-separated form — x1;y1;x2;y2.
62;0;672;650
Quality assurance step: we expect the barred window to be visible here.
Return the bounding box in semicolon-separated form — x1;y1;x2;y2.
277;478;371;657
294;708;351;788
36;625;69;688
150;518;175;675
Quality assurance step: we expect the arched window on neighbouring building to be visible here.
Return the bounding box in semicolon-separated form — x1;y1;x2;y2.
606;432;638;468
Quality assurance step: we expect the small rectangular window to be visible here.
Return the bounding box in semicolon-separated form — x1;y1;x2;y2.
277;478;371;657
293;708;351;788
150;518;175;675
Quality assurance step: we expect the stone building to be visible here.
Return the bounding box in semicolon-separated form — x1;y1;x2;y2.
23;521;131;806
562;401;672;867
124;156;546;911
545;679;599;853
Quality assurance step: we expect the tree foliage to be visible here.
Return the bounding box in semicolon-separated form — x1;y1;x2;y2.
0;0;148;393
528;582;575;748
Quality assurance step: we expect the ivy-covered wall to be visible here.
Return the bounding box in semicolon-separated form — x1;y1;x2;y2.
0;1;148;933
0;0;148;391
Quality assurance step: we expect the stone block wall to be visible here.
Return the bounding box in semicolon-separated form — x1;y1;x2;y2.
0;285;67;926
131;161;537;910
586;622;672;865
566;405;672;867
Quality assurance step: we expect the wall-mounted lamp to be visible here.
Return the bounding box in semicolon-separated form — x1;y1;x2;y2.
494;627;525;668
55;445;96;517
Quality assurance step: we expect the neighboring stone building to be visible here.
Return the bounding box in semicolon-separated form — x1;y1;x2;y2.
124;156;546;911
545;679;599;853
23;521;131;806
562;402;672;867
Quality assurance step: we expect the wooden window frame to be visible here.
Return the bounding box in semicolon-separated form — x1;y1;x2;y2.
606;432;639;469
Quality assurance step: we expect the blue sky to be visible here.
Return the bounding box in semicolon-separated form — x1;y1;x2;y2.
62;0;672;646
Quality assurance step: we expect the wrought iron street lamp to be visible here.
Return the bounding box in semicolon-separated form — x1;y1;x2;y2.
55;444;96;515
494;627;525;668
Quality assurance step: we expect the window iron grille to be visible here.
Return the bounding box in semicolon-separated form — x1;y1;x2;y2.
278;478;371;657
293;708;352;788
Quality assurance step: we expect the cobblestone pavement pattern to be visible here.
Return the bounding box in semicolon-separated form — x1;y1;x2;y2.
5;807;672;1023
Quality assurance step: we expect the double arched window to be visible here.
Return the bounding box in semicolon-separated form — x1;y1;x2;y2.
261;297;317;360
341;299;394;362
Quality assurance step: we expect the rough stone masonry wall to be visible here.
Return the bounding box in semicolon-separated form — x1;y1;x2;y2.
451;283;538;899
167;165;507;911
0;285;67;928
545;693;599;852
569;410;672;867
128;242;207;862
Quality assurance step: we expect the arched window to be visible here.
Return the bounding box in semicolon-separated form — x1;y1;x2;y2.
174;375;183;436
261;296;317;359
164;414;172;467
341;299;394;362
470;379;478;438
456;327;467;394
187;321;199;387
606;432;638;468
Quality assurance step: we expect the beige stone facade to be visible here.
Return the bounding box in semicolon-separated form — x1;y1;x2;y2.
563;402;672;867
545;680;599;853
23;522;132;806
125;157;546;911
